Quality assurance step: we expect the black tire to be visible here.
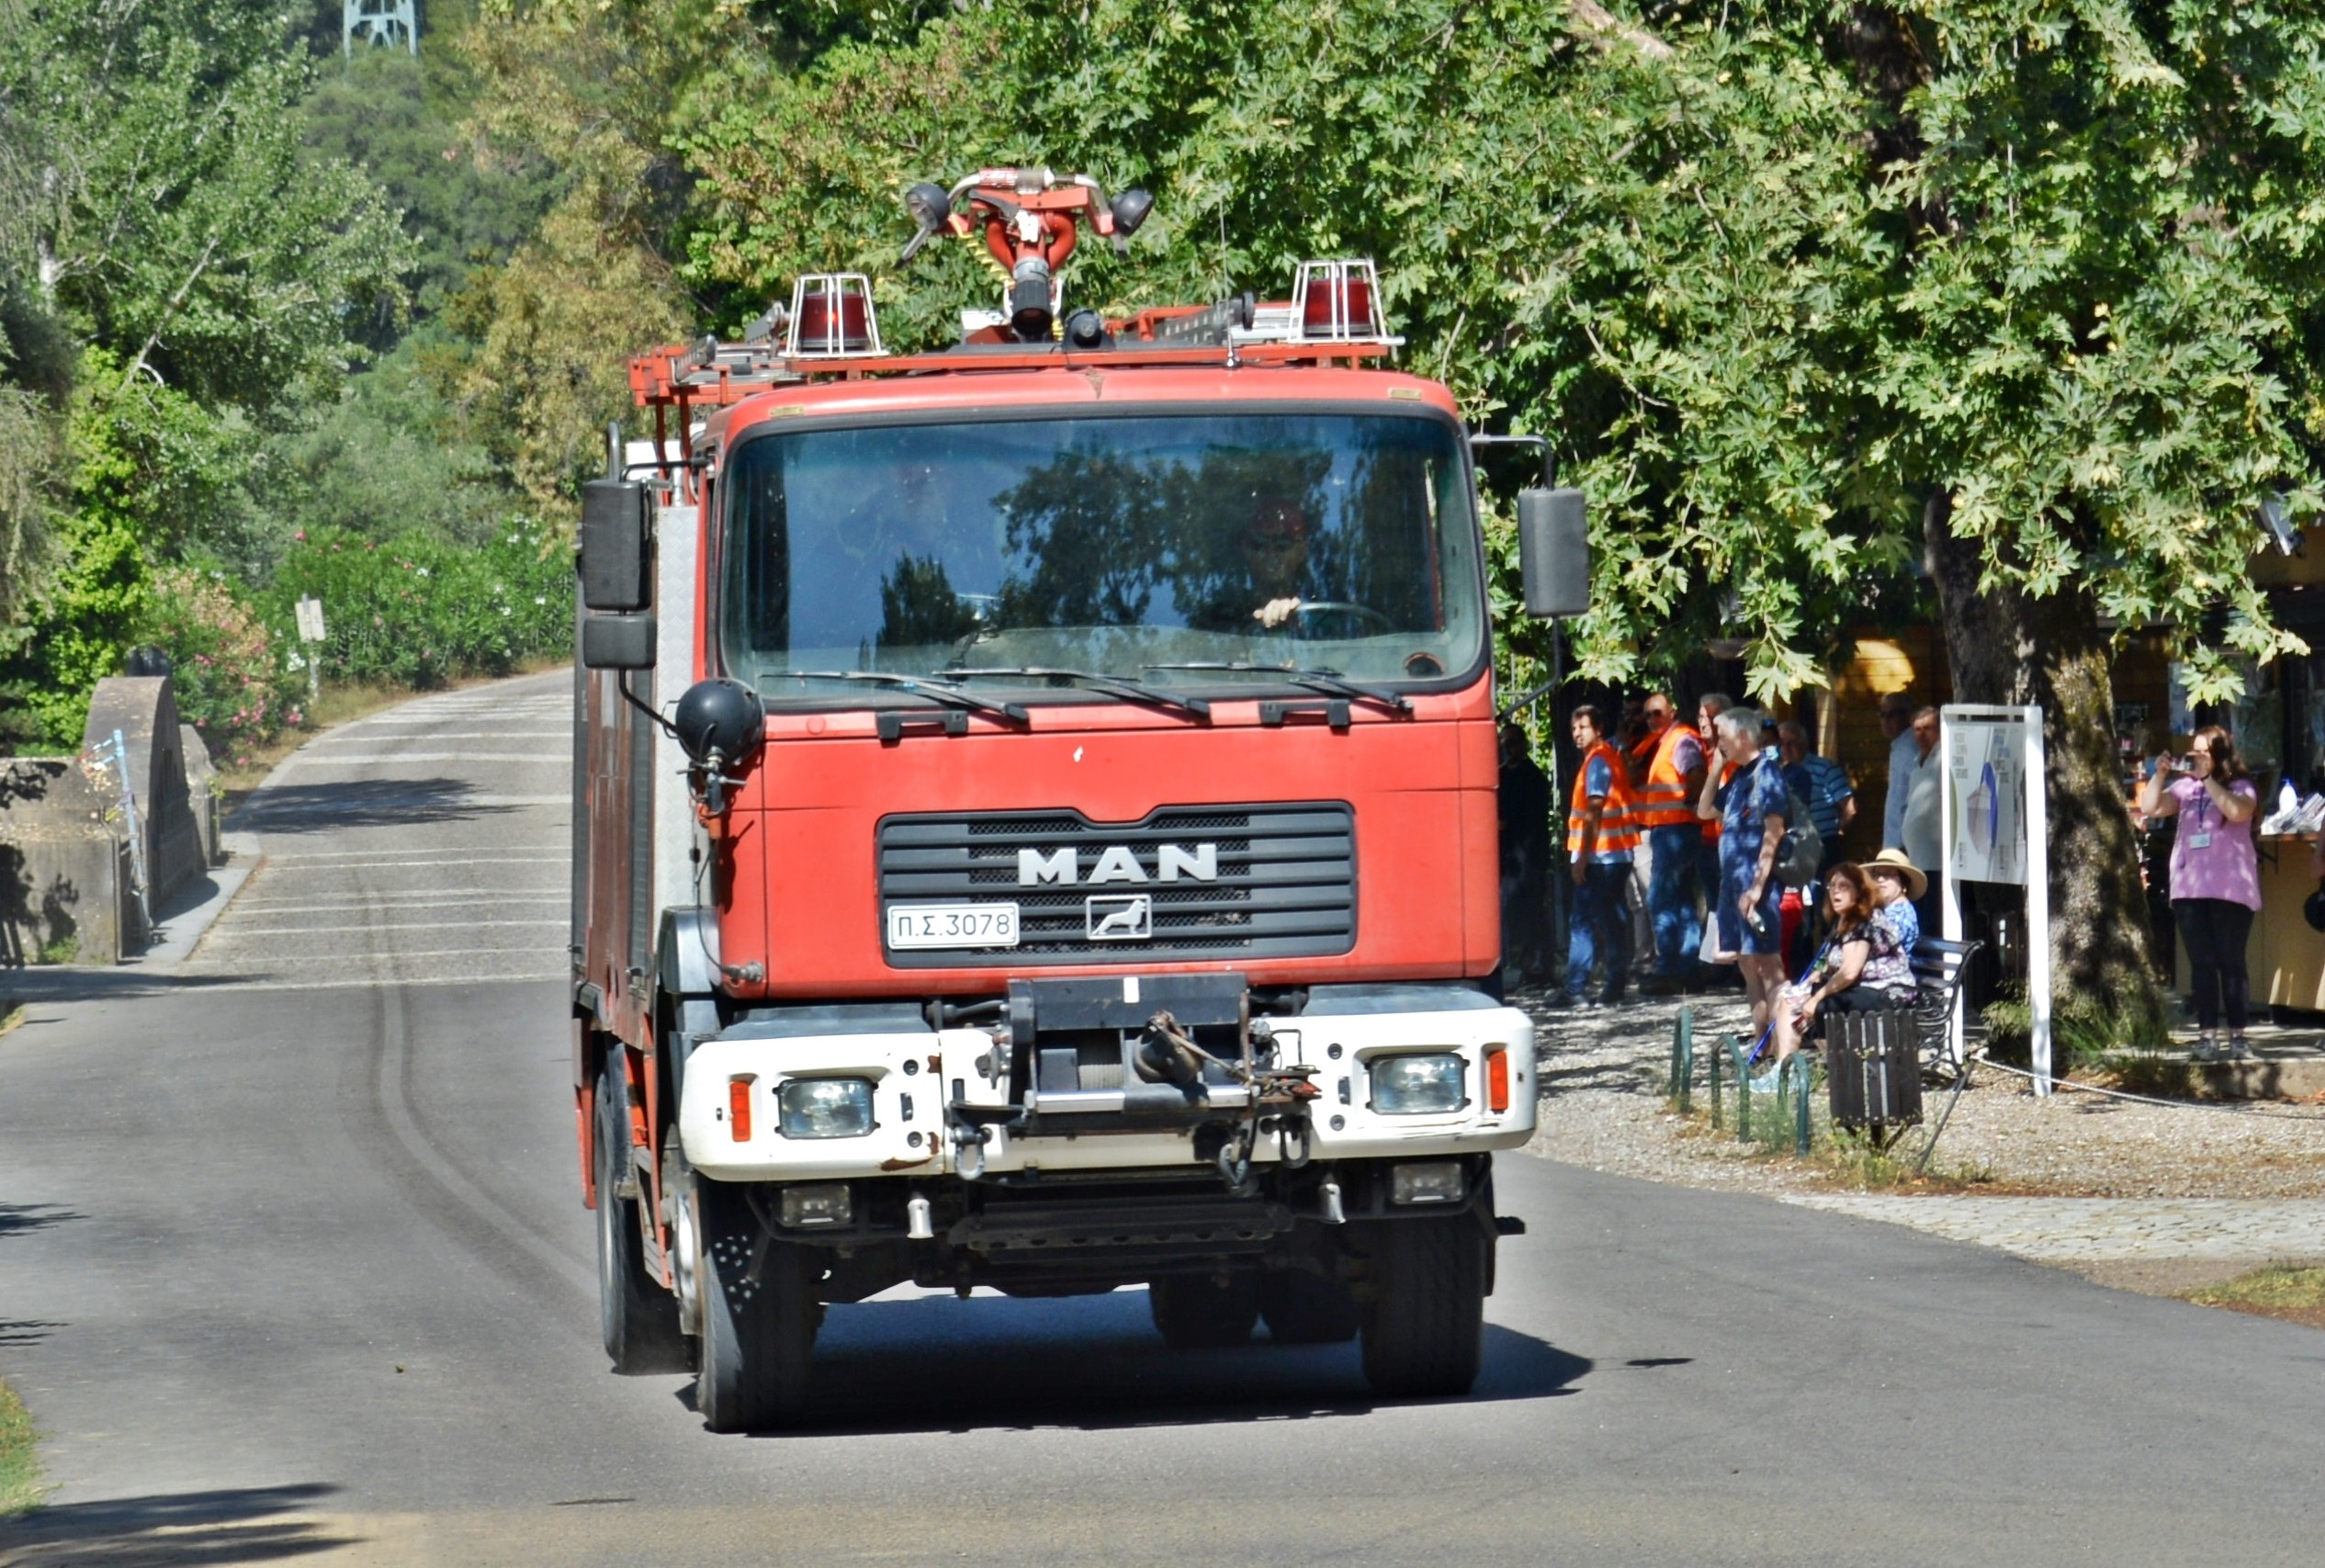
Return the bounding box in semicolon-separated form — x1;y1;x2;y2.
595;1069;690;1375
1360;1215;1485;1398
1259;1269;1361;1345
1149;1272;1261;1348
694;1179;818;1432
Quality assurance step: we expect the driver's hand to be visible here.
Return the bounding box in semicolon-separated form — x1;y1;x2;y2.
1254;596;1303;629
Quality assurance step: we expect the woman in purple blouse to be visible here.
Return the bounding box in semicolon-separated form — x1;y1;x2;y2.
2137;725;2261;1060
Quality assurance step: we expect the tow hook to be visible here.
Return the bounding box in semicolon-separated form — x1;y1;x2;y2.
952;1122;991;1181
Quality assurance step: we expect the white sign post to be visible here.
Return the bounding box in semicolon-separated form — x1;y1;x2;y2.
294;595;326;704
1938;704;2051;1093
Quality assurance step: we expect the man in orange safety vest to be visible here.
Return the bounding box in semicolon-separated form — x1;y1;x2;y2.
1629;692;1709;991
1559;704;1639;1008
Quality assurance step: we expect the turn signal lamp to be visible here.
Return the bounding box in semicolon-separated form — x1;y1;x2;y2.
1484;1045;1511;1113
728;1077;754;1142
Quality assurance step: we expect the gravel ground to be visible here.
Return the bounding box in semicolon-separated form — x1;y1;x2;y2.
1515;981;2325;1201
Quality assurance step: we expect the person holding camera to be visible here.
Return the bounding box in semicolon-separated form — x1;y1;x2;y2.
2137;725;2262;1061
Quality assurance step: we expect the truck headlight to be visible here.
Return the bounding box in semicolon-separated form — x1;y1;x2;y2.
1369;1053;1467;1114
778;1077;876;1139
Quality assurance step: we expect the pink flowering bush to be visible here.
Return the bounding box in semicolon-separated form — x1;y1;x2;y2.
143;567;306;768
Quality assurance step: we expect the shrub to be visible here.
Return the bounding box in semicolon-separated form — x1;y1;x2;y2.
264;521;570;689
143;565;305;768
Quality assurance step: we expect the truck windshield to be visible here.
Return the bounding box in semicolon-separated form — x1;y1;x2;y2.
718;412;1484;700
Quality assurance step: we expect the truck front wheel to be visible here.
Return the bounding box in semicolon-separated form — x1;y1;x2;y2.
1149;1272;1260;1348
594;1069;689;1374
694;1179;819;1432
1359;1215;1485;1398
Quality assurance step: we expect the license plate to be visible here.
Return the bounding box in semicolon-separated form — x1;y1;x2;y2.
886;902;1021;950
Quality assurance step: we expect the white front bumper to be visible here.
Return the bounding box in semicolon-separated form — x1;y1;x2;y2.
678;1009;1537;1182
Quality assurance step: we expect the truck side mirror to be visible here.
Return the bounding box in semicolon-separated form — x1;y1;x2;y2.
580;479;651;613
1517;488;1589;619
581;613;657;670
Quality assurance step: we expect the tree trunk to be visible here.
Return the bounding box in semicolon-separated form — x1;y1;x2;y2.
1924;491;2167;1044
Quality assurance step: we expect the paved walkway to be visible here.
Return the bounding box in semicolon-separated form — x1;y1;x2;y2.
1781;1194;2325;1266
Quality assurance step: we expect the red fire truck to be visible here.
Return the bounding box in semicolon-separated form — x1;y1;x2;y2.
571;167;1584;1430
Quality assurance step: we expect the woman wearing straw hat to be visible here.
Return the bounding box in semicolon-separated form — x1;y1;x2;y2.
1858;849;1926;1002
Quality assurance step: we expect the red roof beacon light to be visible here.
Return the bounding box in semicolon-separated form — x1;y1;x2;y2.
785;274;883;358
1293;259;1390;342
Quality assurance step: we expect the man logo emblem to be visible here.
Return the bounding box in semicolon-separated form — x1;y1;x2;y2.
1086;893;1153;942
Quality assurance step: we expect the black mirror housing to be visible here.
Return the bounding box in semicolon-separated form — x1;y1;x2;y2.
1517;488;1589;619
581;613;657;670
580;479;651;612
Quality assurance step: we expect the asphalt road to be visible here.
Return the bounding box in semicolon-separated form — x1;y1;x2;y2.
3;671;2320;1565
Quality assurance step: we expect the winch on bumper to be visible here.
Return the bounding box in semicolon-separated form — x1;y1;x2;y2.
676;976;1535;1184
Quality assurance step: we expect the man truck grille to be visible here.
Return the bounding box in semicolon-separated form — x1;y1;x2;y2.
877;803;1355;965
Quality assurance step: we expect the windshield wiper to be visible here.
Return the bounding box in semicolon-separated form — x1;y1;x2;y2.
1142;661;1413;715
776;671;1032;727
948;666;1211;721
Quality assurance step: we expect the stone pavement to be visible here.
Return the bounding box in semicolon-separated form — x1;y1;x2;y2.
1779;1194;2325;1267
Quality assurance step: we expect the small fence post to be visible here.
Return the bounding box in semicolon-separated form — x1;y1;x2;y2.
1709;1024;1723;1129
1792;1054;1812;1156
1676;1006;1694;1115
1727;1035;1750;1141
1774;1052;1789;1143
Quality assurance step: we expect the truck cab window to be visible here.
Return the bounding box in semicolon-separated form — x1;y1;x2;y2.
718;412;1484;700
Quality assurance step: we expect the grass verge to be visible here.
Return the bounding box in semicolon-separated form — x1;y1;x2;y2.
1665;1068;1997;1193
0;1374;42;1516
2183;1264;2325;1329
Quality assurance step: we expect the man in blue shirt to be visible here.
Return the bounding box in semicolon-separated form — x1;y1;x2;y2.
1778;719;1857;971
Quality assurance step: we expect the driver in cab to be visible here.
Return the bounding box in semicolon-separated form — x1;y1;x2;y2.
1243;496;1315;630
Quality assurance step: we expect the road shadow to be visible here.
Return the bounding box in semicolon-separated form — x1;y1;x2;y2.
226;778;529;836
690;1290;1590;1438
0;970;268;1007
0;1321;61;1348
0;1205;76;1241
0;1483;354;1565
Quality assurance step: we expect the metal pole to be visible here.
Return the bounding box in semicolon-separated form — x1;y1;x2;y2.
2025;702;2052;1095
1793;1055;1811;1156
1939;706;1966;1071
112;729;150;934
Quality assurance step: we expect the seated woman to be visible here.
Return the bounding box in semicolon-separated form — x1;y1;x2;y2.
1770;854;1922;1067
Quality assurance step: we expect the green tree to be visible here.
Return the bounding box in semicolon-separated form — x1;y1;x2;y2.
667;0;2325;1038
0;0;412;746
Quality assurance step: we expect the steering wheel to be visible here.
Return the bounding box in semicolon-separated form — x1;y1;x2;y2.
1290;601;1394;637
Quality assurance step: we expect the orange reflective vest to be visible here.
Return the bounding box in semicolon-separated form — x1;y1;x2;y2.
1567;740;1641;858
1631;722;1702;829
